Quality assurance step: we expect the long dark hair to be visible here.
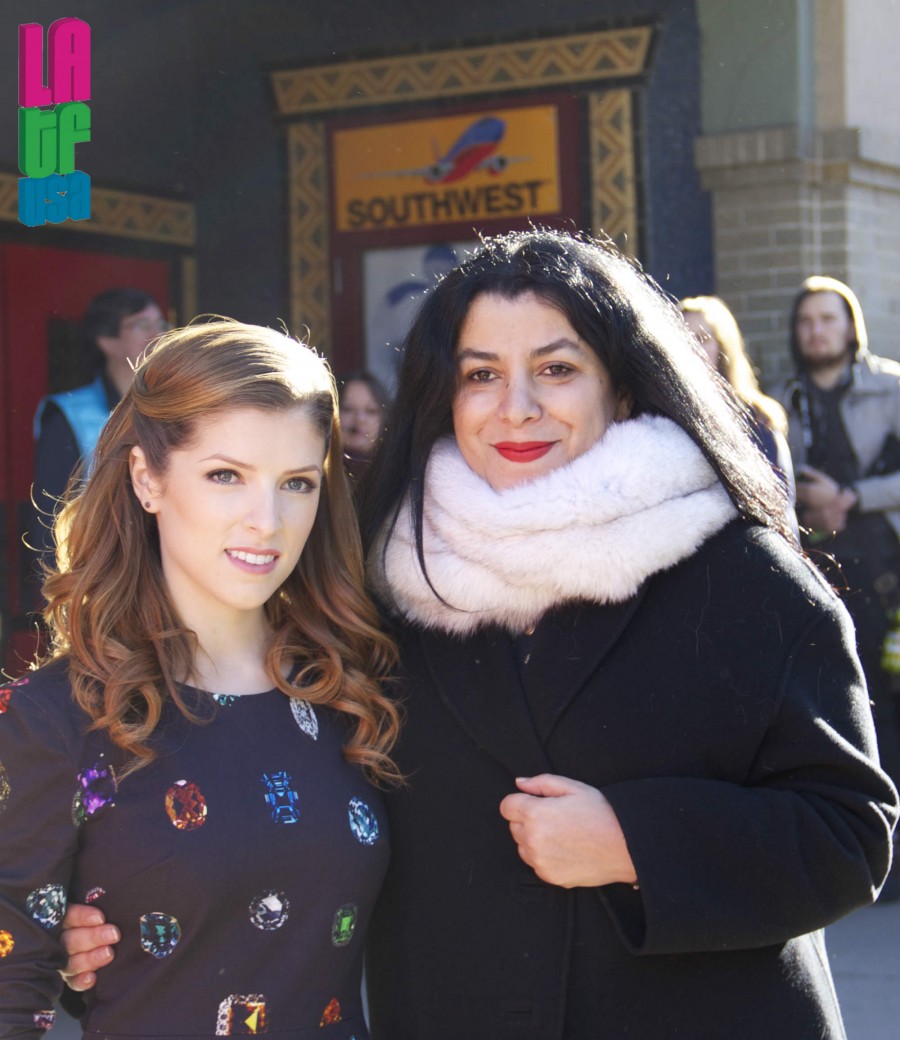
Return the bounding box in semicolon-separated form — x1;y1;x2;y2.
358;230;791;577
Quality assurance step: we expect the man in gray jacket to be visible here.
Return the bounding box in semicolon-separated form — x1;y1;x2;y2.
776;277;900;885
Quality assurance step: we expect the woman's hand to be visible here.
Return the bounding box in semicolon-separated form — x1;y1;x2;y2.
59;903;120;991
499;774;637;888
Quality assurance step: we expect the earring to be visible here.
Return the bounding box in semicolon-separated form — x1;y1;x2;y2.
144;501;151;509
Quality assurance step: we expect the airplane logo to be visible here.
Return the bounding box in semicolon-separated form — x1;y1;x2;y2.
359;116;530;185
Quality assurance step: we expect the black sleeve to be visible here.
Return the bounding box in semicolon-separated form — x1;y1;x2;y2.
26;405;82;594
0;674;82;1038
600;600;898;955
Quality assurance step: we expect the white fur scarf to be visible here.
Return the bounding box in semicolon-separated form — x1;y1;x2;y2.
369;414;738;636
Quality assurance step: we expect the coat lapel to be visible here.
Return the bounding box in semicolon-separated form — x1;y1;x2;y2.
414;586;647;777
416;623;552;778
519;591;647;747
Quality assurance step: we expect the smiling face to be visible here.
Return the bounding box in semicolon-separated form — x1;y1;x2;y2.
131;405;325;630
452;292;632;490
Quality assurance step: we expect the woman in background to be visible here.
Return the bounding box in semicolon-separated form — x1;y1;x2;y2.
680;294;795;497
338;372;390;483
0;322;399;1039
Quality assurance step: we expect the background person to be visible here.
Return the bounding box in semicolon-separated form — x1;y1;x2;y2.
774;275;900;896
28;288;167;579
337;371;390;483
679;294;795;491
0;321;400;1038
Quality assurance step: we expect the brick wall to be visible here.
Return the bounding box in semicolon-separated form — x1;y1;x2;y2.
695;127;900;390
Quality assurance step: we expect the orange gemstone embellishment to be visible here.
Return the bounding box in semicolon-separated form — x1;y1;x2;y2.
165;780;207;830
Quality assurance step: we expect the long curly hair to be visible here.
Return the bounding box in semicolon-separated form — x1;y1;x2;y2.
42;320;401;784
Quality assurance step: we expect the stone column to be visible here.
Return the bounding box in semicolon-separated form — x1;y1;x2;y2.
693;0;900;384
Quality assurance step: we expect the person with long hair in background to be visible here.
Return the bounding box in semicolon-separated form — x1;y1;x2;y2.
679;294;795;492
0;322;399;1039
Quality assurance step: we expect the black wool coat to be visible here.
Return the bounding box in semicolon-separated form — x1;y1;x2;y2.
366;521;898;1040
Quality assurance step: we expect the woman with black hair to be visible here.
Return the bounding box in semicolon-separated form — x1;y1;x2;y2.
356;230;895;1040
62;232;896;1039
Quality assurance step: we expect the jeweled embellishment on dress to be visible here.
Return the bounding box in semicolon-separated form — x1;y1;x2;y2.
262;771;300;824
74;761;116;823
331;903;358;947
290;697;318;740
0;675;28;713
213;694;238;706
0;930;14;957
33;1010;56;1030
85;886;105;903
139;912;181;958
320;997;341;1025
0;761;10;814
248;890;289;931
348;797;379;845
165;779;208;830
216;994;267;1035
26;884;66;928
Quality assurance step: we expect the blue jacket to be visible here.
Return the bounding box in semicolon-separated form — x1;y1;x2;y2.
34;373;110;466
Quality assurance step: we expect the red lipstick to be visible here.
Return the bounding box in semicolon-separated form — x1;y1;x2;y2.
493;441;555;463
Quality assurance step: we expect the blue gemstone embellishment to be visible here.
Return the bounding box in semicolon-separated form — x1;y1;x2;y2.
348;797;379;845
139;912;182;958
262;771;300;824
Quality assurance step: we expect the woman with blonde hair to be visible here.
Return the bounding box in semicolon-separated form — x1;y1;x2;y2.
0;321;399;1038
679;294;795;492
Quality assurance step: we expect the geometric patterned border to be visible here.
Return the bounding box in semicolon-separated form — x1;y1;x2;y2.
587;90;638;253
180;255;198;325
277;26;653;353
272;27;653;115
287;122;330;346
0;172;196;247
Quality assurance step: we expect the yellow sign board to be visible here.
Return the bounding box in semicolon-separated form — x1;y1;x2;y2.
333;106;561;232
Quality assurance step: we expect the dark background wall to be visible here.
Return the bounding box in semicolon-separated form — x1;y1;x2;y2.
0;0;711;325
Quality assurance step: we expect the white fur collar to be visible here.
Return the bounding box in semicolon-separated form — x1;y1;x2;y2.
370;415;737;635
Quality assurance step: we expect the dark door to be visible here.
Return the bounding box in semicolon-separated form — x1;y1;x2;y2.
0;243;171;674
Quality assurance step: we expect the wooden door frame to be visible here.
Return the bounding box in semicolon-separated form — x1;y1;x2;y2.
269;22;655;356
0;173;197;317
0;177;196;672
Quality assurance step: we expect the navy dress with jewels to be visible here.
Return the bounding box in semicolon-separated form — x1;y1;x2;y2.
0;659;388;1040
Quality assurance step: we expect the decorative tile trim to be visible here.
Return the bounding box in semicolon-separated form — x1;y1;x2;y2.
278;27;652;352
180;255;197;322
0;175;18;224
0;172;196;247
587;90;637;253
272;26;653;115
287;121;330;347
